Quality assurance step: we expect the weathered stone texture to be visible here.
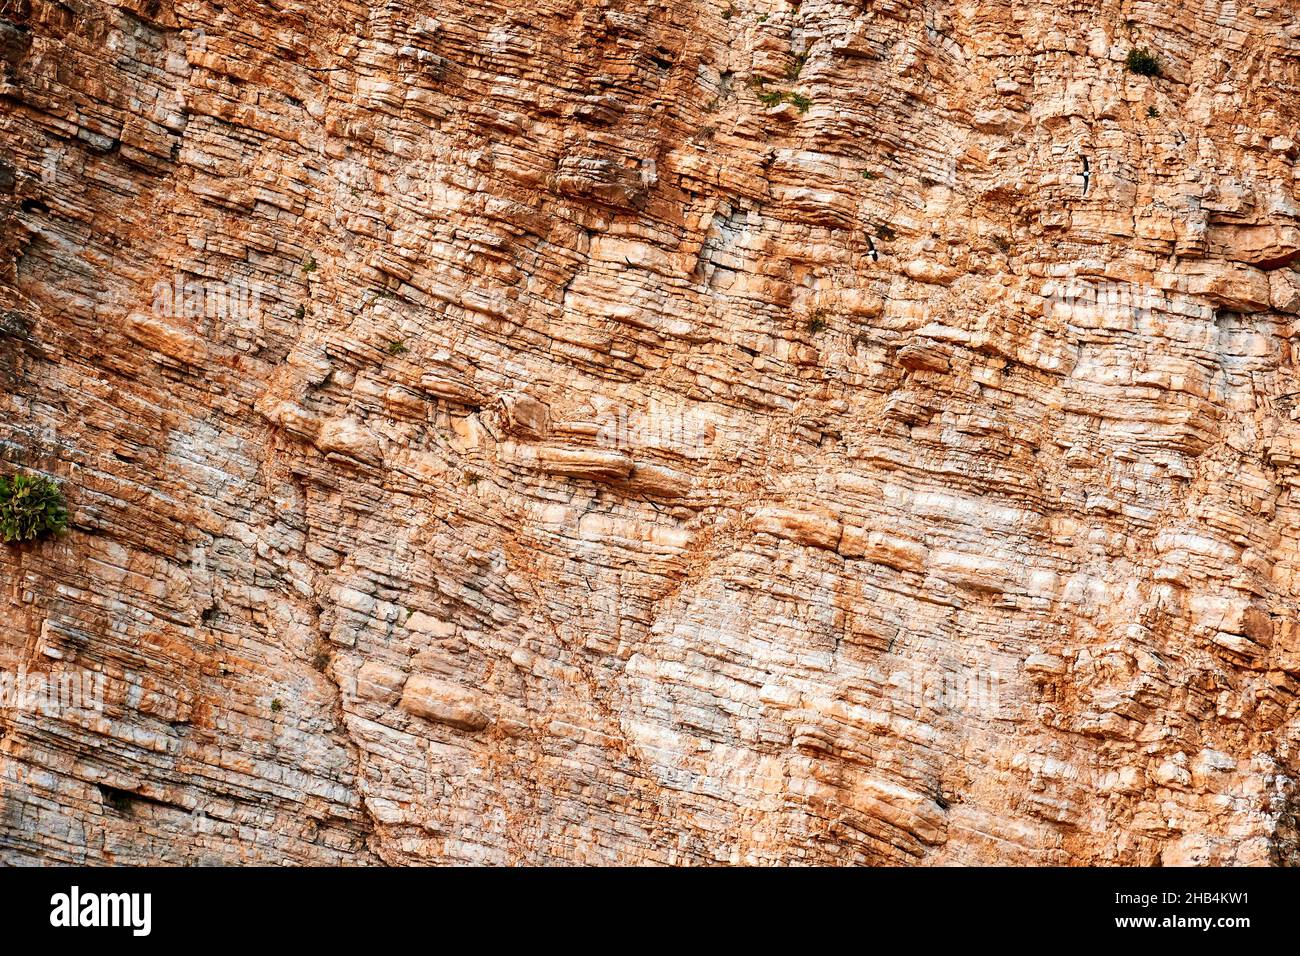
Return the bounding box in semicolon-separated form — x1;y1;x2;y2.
2;0;1300;865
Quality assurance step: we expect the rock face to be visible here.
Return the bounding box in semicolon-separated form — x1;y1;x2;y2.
2;0;1300;866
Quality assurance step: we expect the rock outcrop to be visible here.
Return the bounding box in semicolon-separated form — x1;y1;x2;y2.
2;0;1300;865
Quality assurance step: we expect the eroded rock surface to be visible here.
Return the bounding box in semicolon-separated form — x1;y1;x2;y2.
2;0;1300;865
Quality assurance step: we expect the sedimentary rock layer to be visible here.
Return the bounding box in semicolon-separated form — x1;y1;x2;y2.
2;0;1299;865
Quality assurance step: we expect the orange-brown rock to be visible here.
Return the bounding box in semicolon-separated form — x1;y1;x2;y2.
2;0;1300;866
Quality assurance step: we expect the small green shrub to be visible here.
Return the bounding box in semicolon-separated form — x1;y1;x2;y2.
807;315;827;334
756;87;810;112
1146;105;1160;118
1125;48;1161;77
302;254;318;274
0;472;69;544
271;699;283;713
386;339;408;356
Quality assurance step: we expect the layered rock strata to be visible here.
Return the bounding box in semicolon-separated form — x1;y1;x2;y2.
2;0;1300;865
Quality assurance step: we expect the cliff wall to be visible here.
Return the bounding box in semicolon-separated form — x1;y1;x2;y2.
2;0;1300;865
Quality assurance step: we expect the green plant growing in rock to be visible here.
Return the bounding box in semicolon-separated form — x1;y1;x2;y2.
302;254;318;274
0;472;69;544
1146;105;1160;117
755;84;810;112
271;699;283;713
386;339;408;356
807;314;827;334
1125;48;1161;77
